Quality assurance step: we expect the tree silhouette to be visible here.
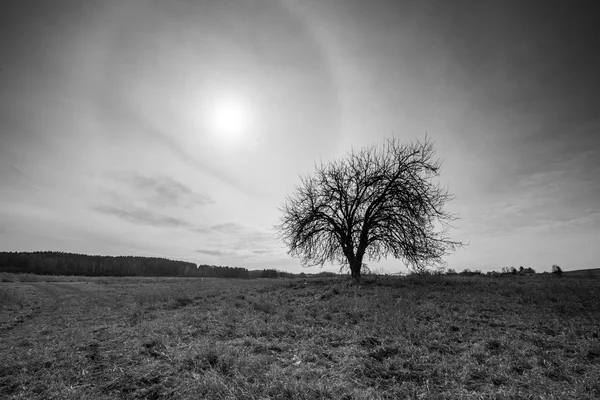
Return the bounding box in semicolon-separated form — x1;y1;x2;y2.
276;137;462;280
552;264;562;276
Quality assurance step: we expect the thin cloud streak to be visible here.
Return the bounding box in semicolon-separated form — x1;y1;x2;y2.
10;165;29;180
104;172;213;208
93;205;191;229
197;248;231;257
191;222;280;262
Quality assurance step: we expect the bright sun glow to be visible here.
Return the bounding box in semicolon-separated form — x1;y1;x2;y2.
208;96;249;143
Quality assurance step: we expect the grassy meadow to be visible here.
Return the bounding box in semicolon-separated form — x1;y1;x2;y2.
1;272;599;399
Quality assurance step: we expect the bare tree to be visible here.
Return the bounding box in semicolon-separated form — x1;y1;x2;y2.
275;137;462;280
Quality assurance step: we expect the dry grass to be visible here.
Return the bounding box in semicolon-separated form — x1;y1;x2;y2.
1;274;599;399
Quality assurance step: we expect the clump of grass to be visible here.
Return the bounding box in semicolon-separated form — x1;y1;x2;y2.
169;295;194;309
181;345;236;376
133;286;194;307
141;337;167;358
0;286;25;308
319;287;340;300
252;299;275;314
134;289;172;306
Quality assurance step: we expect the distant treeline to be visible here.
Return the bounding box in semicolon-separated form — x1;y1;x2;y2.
0;251;201;277
0;251;317;279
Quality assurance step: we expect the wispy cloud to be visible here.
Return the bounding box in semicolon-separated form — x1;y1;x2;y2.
208;223;243;233
191;223;246;235
10;165;29;179
197;248;232;257
525;212;600;234
93;205;191;228
6;164;46;192
192;222;279;261
251;249;270;255
102;172;213;208
462;159;599;239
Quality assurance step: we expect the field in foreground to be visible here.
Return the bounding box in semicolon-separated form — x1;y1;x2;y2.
1;273;599;399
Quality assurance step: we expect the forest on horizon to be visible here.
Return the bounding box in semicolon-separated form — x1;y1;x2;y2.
0;251;301;279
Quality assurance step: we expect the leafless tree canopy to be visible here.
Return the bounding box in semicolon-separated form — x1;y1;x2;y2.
276;137;462;279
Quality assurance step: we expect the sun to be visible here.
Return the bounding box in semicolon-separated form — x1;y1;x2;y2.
208;96;249;143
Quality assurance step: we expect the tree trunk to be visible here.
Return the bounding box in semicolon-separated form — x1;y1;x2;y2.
349;257;362;281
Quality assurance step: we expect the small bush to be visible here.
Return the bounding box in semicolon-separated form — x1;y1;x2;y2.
552;264;562;276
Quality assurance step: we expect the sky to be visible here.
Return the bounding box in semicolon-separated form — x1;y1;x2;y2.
1;0;599;274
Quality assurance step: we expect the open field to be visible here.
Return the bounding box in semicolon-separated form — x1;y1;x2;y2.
1;273;599;399
562;268;600;279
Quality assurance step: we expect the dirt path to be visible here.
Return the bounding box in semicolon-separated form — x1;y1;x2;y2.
0;282;56;334
0;281;128;341
0;280;140;399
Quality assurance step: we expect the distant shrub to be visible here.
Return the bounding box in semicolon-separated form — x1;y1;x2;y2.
315;271;338;278
501;267;517;275
552;264;562;276
459;269;482;276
